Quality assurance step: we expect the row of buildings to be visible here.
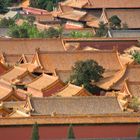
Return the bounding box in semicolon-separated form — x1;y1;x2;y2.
0;0;140;139
1;0;140;38
0;37;139;139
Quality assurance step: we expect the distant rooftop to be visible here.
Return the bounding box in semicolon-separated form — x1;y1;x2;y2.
109;30;140;38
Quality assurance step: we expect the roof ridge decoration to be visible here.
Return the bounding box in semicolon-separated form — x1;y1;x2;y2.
32;95;119;100
120;79;132;98
31;49;43;69
100;8;108;24
27;73;62;92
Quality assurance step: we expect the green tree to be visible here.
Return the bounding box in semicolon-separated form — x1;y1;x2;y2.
0;18;15;28
8;22;40;38
29;0;39;8
70;31;93;38
0;0;9;13
29;0;63;11
46;1;54;11
9;21;62;38
43;27;61;38
70;59;104;93
128;97;140;112
31;122;39;140
137;126;140;138
67;124;75;139
95;21;108;37
132;51;140;64
26;15;36;25
109;15;121;29
8;25;20;37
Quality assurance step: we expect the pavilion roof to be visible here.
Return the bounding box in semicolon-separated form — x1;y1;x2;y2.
27;73;61;91
0;66;35;84
96;64;140;90
53;83;91;97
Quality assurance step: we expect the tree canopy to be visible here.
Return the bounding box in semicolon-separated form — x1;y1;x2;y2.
137;126;140;138
109;15;121;29
128;97;140;112
67;124;75;139
70;31;93;38
0;18;15;28
70;59;104;93
0;0;21;13
132;51;140;64
8;22;39;38
31;122;39;140
29;0;63;11
8;21;62;38
95;21;108;37
0;0;9;14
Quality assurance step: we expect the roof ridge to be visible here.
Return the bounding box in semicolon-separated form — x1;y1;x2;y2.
39;49;117;54
43;73;58;80
14;66;27;71
32;96;117;100
0;38;63;41
54;83;82;95
68;83;83;89
0;84;12;91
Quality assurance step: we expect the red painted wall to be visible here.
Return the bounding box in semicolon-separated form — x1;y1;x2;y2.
0;124;138;140
68;40;138;53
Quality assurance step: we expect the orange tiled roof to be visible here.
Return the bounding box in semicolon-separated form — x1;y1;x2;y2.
57;7;96;22
19;63;39;73
31;96;123;116
0;62;8;75
27;73;61;91
119;54;134;66
124;45;140;54
34;13;55;22
0;38;65;54
21;0;29;8
54;69;72;82
97;64;140;90
0;79;26;101
87;19;99;28
0;53;33;66
61;0;140;9
34;50;123;73
22;7;48;14
58;10;87;21
0;66;35;84
53;83;91;97
1;113;140;125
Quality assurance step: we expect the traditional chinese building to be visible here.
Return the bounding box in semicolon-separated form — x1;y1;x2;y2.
27;73;65;97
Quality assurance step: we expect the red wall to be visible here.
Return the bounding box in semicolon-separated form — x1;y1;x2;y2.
70;40;138;53
0;124;139;140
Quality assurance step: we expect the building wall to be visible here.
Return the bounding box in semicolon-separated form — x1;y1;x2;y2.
0;124;138;140
28;82;64;97
66;40;138;53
